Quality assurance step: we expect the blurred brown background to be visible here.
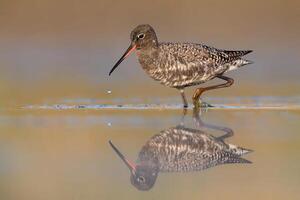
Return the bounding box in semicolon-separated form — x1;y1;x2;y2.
0;0;299;105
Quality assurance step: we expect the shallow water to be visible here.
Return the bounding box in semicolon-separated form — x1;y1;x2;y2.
22;96;300;110
1;103;300;200
0;1;300;199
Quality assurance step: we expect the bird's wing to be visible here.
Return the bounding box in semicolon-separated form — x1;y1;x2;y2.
160;42;219;65
158;43;222;86
219;50;253;63
160;43;252;65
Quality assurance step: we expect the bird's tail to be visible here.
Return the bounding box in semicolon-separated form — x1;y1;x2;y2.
240;59;253;66
226;59;253;71
228;144;253;156
223;50;253;59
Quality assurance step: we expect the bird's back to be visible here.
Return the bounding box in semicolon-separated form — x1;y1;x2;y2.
141;42;252;88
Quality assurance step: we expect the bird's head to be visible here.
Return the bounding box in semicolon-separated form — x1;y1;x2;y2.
130;24;158;50
109;24;158;76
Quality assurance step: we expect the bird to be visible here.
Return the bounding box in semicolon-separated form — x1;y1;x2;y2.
109;110;252;191
109;24;253;108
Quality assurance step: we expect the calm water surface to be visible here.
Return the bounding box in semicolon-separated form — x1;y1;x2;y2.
0;107;299;200
0;1;299;199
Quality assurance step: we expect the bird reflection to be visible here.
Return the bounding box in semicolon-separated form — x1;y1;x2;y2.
109;109;253;191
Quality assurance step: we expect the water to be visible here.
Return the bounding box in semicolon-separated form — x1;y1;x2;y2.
22;96;300;110
1;0;300;199
1;103;300;199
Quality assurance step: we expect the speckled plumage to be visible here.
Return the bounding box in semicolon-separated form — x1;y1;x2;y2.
138;42;252;88
109;24;253;107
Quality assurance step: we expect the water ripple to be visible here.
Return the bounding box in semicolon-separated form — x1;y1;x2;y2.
23;96;300;110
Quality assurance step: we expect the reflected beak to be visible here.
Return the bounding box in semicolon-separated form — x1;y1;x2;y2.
109;140;136;174
109;44;137;76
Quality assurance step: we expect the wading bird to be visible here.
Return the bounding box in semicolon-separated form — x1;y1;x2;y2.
109;24;252;108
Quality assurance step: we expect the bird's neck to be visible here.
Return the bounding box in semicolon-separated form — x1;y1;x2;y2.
136;46;159;62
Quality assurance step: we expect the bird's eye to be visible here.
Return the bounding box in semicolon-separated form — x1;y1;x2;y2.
137;33;145;39
137;176;145;183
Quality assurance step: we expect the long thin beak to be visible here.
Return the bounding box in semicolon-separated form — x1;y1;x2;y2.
109;44;136;76
109;140;136;174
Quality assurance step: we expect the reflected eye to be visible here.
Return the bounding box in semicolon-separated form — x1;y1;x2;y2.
137;176;145;183
137;33;145;39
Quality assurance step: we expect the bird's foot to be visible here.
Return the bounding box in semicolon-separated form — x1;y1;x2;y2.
193;99;213;109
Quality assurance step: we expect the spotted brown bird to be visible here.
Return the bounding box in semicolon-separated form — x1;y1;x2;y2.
109;24;252;108
109;111;252;191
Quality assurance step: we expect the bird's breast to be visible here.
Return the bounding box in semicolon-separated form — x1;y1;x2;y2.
137;53;167;82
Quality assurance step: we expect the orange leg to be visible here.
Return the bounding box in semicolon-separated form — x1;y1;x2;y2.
192;75;234;108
